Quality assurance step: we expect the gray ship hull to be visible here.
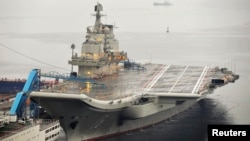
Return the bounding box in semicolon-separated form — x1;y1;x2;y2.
30;92;202;141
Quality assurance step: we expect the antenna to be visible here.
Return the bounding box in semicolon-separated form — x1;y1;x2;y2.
71;44;75;72
114;22;119;28
234;59;236;74
104;12;108;23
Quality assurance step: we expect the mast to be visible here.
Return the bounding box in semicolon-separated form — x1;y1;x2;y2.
94;3;104;32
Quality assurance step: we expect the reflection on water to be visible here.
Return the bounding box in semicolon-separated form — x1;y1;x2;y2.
102;98;232;141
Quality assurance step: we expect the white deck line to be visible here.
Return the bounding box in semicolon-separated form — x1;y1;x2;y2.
168;66;189;93
146;92;200;98
144;65;171;92
191;66;209;94
195;66;209;94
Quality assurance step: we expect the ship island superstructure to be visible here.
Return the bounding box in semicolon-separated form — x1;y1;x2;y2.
68;3;127;78
15;3;240;141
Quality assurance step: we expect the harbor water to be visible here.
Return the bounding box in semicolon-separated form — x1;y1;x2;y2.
1;0;250;140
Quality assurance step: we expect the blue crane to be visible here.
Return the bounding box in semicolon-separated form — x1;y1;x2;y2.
9;69;40;118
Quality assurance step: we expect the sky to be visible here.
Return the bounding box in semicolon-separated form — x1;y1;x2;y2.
0;0;250;33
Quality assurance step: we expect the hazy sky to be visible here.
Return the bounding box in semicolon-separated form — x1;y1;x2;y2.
0;0;250;33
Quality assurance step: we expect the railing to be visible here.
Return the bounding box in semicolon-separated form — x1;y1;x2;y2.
40;71;106;88
41;71;95;83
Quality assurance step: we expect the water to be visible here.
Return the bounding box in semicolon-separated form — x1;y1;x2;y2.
1;31;249;141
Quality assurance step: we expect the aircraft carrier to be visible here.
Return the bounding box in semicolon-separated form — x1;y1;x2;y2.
21;3;240;141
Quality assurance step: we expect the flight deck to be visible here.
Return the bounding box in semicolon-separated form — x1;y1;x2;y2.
40;63;232;100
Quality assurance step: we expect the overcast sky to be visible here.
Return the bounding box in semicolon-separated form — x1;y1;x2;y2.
0;0;250;33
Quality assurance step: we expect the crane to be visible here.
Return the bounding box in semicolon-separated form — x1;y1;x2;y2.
9;69;40;119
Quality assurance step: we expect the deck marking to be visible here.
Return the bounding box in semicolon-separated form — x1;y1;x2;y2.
191;66;209;94
144;65;170;92
168;66;189;93
142;65;165;89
